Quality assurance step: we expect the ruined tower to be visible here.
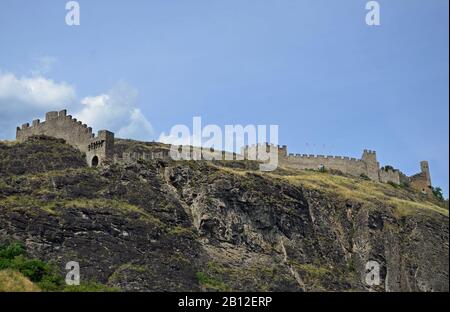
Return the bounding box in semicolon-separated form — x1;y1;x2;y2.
16;110;114;167
420;161;432;188
361;150;380;181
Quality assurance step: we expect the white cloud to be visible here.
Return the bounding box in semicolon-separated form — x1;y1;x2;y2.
76;82;154;140
0;71;76;108
30;56;58;76
0;71;77;138
117;108;154;140
158;132;196;146
0;71;153;141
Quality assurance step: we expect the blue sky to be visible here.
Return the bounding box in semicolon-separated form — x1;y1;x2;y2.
0;0;448;195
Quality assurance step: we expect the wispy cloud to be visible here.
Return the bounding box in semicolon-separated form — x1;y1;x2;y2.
30;56;58;76
0;70;153;140
76;81;154;140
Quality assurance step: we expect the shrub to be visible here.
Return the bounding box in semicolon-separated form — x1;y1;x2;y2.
196;272;230;291
63;282;119;292
432;187;445;201
359;174;370;180
0;269;41;292
387;181;399;188
0;242;115;292
0;242;25;259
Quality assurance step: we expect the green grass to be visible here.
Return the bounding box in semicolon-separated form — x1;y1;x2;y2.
288;261;331;279
0;243;119;292
167;225;198;237
0;196;164;226
63;282;120;292
271;169;449;218
0;243;64;291
195;271;231;291
0;269;41;292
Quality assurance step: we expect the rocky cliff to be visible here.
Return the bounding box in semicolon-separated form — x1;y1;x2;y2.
0;137;448;291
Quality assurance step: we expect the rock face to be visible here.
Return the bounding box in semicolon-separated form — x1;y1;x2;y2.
0;137;448;291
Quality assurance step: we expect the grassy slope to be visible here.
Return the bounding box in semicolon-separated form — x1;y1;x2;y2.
0;270;40;292
1;138;448;292
212;163;449;218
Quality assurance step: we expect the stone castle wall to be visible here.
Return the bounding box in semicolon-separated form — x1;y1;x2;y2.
283;154;368;177
242;144;379;181
379;168;401;184
14;110;433;194
16;110;114;167
242;143;432;193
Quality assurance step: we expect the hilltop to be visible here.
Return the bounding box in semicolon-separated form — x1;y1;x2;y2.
0;136;448;291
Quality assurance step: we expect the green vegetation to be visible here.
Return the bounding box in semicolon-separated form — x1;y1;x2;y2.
432;186;445;201
0;195;163;227
359;173;370;180
387;181;399;188
273;169;449;218
195;271;231;291
63;282;119;292
0;270;41;292
289;262;331;278
167;225;198;238
0;243;118;292
0;243;64;291
0;137;86;177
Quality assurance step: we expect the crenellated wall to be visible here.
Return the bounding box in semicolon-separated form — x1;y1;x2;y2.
14;111;433;194
16;110;114;167
409;161;433;194
283;154;368;177
242;143;432;190
379;168;401;184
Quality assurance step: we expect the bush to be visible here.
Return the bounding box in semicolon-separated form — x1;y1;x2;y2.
0;242;25;260
432;187;445;201
0;242;119;292
387;181;399;188
0;243;63;290
359;174;370;180
382;165;395;171
196;272;230;291
63;282;119;292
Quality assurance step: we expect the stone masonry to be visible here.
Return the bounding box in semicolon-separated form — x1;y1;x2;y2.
242;143;433;194
16;110;114;167
15;110;433;194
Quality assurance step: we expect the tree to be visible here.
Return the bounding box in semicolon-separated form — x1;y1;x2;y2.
432;186;444;201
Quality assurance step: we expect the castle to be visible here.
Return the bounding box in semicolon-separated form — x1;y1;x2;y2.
16;110;433;195
243;143;432;194
16;110;114;168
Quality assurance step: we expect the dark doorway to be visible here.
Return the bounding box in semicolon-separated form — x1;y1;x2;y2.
91;156;99;167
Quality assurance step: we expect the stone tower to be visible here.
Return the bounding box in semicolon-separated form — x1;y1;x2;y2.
420;161;432;188
361;150;380;181
16;110;114;167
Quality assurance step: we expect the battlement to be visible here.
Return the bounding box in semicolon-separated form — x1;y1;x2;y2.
16;110;114;167
246;143;431;189
286;153;363;162
113;151;170;164
17;110;97;139
14;113;433;193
